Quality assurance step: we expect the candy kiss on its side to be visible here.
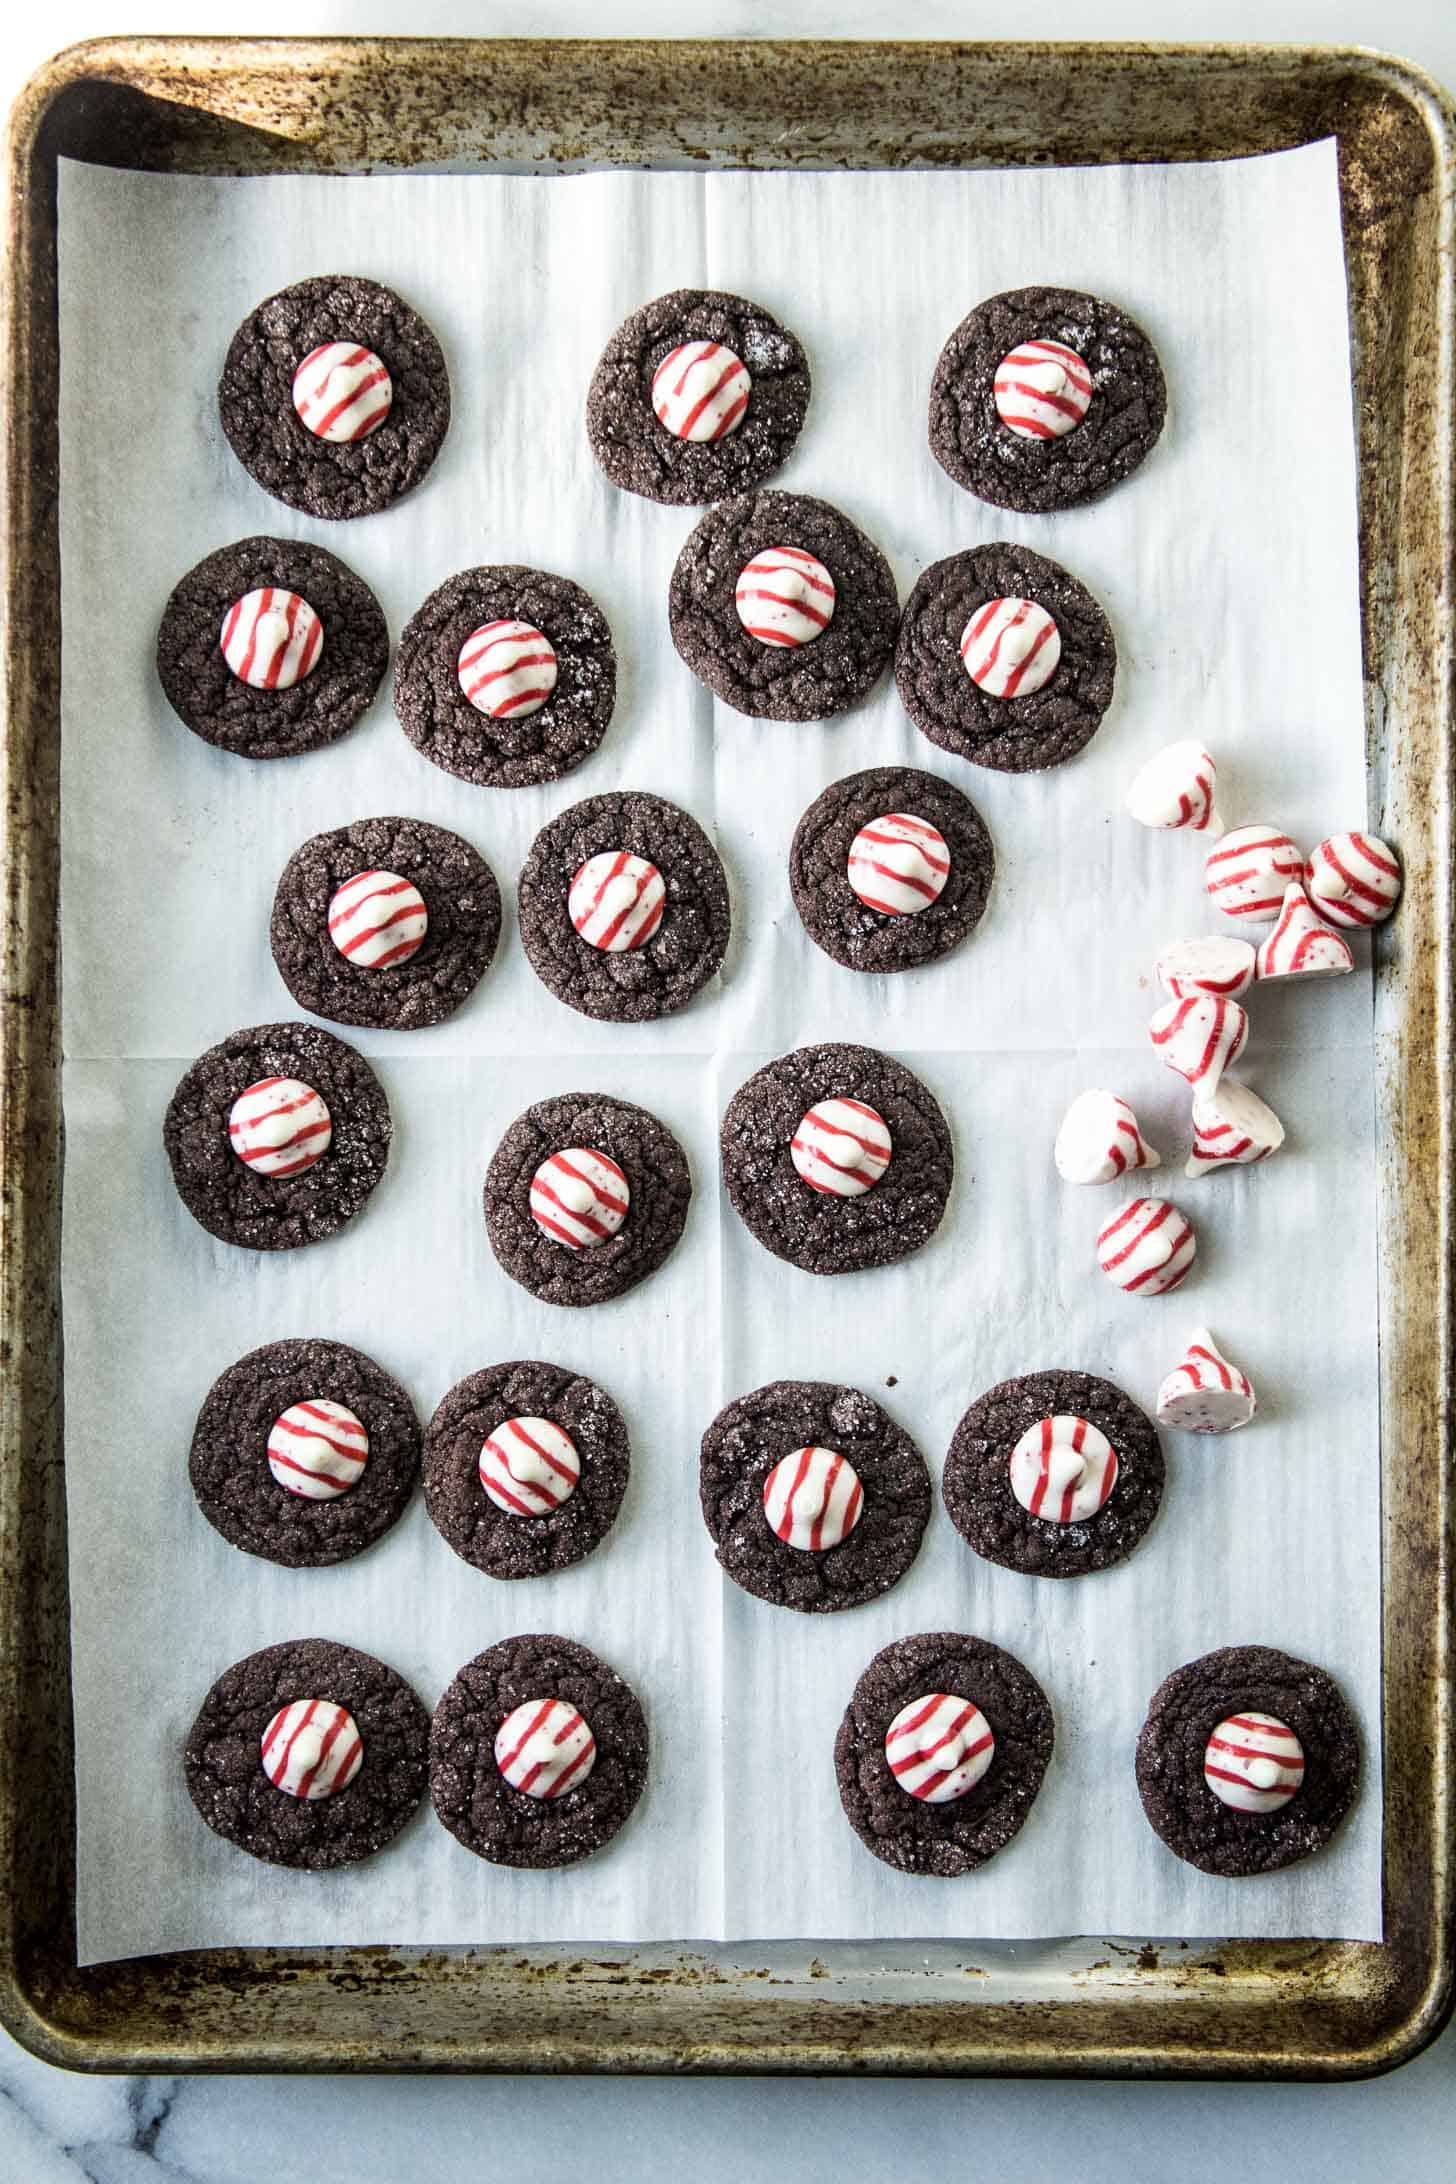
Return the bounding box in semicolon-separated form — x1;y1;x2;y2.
1125;738;1222;834
1185;1077;1285;1178
1255;883;1355;982
1054;1089;1162;1185
1155;935;1257;1002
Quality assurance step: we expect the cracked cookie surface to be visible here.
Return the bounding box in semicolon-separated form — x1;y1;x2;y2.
790;765;994;974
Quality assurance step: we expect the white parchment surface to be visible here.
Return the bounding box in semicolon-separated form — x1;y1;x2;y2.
57;145;1381;1963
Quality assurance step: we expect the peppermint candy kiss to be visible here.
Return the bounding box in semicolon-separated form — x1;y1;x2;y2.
1306;831;1401;928
1185;1078;1285;1178
457;619;558;721
228;1077;332;1179
1155;936;1257;1002
846;813;950;917
735;547;836;648
762;1446;864;1552
791;1099;892;1198
1009;1415;1118;1525
1205;826;1304;923
1255;883;1354;982
220;588;323;691
329;870;429;970
1096;1197;1197;1297
568;852;666;953
266;1400;369;1499
529;1147;630;1249
292;341;393;442
1156;1330;1257;1433
261;1700;363;1801
1054;1089;1162;1186
1148;994;1248;1099
885;1693;995;1804
1125;739;1223;835
652;340;751;442
960;598;1061;698
479;1416;580;1516
993;339;1092;440
1203;1713;1304;1813
494;1698;596;1799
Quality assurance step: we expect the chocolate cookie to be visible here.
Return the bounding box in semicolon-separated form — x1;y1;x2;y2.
518;791;730;1023
835;1632;1055;1876
929;285;1166;513
430;1634;648;1868
270;815;501;1031
942;1370;1163;1579
394;565;616;789
163;1021;391;1252
218;274;449;520
1136;1645;1360;1877
700;1381;931;1613
896;542;1116;774
585;287;811;505
669;491;899;721
485;1092;691;1308
156;537;389;761
424;1362;629;1580
184;1638;429;1869
189;1338;420;1568
720;1043;952;1277
790;766;994;974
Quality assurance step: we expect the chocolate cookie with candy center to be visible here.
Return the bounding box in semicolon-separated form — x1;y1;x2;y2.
586;287;811;506
700;1381;931;1613
835;1632;1055;1876
790;765;994;974
519;790;730;1023
1135;1644;1360;1876
670;490;899;721
943;1369;1164;1579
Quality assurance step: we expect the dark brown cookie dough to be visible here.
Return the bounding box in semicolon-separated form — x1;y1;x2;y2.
720;1043;953;1277
156;537;389;761
424;1361;629;1580
270;815;501;1031
430;1634;648;1868
669;491;899;721
942;1369;1164;1580
586;287;811;505
1136;1645;1360;1877
790;765;994;975
394;565;616;789
184;1638;430;1870
218;274;449;520
700;1381;930;1613
484;1091;691;1308
835;1632;1055;1876
896;542;1116;774
163;1021;391;1252
189;1338;420;1568
518;790;730;1024
929;285;1166;513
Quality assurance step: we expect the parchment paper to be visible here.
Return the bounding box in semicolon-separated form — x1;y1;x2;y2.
57;144;1381;1964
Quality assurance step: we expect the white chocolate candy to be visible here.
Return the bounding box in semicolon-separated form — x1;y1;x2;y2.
494;1697;596;1799
1155;935;1257;1001
457;619;558;720
993;339;1092;440
791;1098;892;1198
762;1446;864;1551
568;852;666;953
479;1416;580;1516
1185;1077;1285;1178
735;547;836;648
1205;825;1304;923
960;597;1061;698
220;587;323;690
1054;1089;1162;1186
1203;1712;1304;1813
529;1148;629;1249
652;340;751;441
260;1699;363;1800
1096;1197;1197;1297
1125;739;1222;834
1255;883;1354;981
1009;1414;1119;1524
846;814;950;916
1148;993;1248;1098
328;870;429;970
885;1693;995;1803
1306;832;1401;928
291;341;393;441
1156;1330;1257;1433
266;1399;369;1500
228;1077;331;1178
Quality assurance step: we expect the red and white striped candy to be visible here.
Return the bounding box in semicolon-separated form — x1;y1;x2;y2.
266;1399;369;1500
568;851;666;953
1203;1712;1304;1813
1096;1197;1197;1297
1156;1329;1256;1433
791;1099;892;1198
291;340;393;442
228;1077;332;1179
529;1147;629;1249
1255;883;1354;982
846;813;950;917
651;339;751;442
260;1699;363;1801
1155;936;1256;1002
328;870;429;970
479;1416;580;1516
762;1445;864;1551
457;619;558;720
1054;1089;1161;1186
494;1698;596;1799
1185;1077;1284;1178
1148;993;1248;1098
734;547;836;648
1204;826;1304;923
220;587;323;690
1125;739;1223;835
1009;1414;1119;1525
885;1693;995;1804
960;597;1061;698
1306;831;1401;929
993;338;1093;440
